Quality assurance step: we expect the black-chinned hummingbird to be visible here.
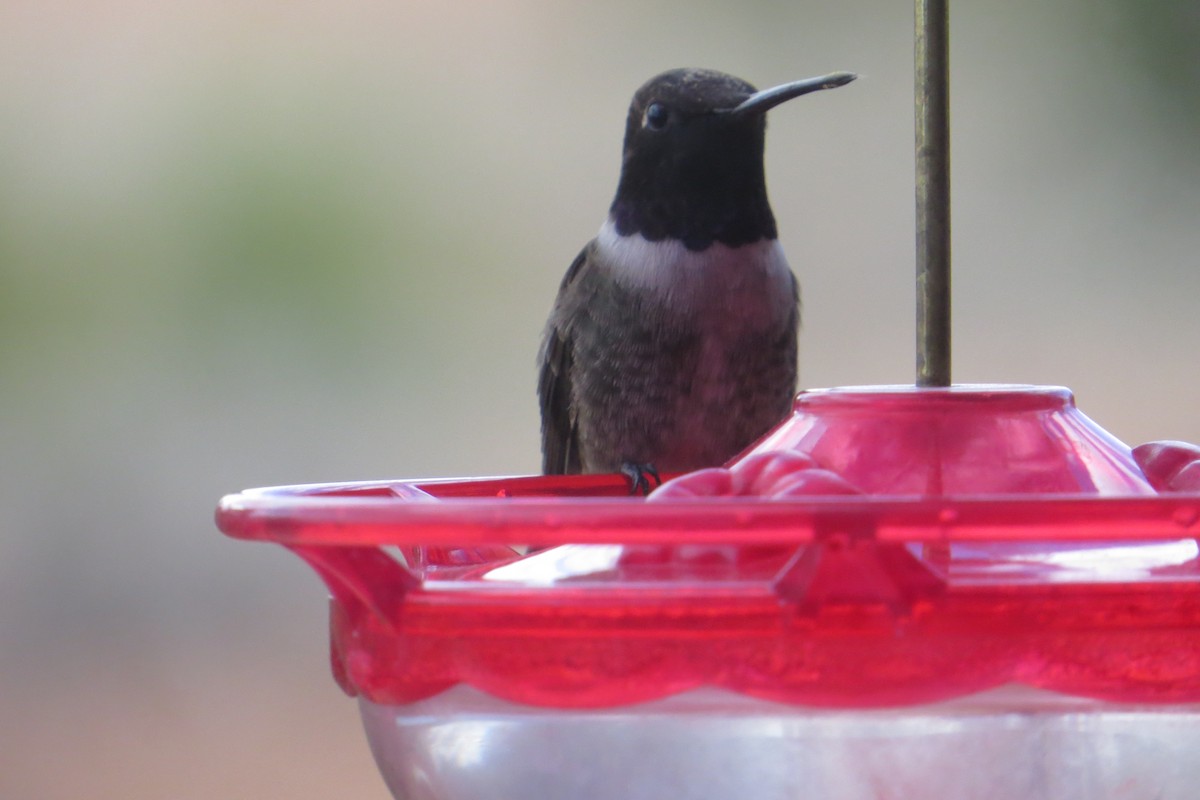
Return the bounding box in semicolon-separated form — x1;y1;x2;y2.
538;68;855;489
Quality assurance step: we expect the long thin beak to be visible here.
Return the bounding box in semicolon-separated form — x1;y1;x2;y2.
729;71;857;116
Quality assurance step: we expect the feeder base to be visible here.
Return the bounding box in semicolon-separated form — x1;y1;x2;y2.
360;685;1200;800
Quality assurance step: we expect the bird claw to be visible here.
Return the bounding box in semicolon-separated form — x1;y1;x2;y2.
620;462;662;496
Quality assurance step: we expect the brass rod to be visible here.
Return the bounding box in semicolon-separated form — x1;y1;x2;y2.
915;0;951;386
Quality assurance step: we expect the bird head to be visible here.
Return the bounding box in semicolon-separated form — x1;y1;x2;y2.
610;68;855;250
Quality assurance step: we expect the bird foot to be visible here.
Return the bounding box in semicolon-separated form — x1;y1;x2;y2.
620;462;662;496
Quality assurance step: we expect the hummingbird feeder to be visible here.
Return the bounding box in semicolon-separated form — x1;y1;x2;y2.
216;2;1200;797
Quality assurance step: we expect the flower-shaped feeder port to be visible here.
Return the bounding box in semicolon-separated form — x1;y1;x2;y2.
217;384;1200;800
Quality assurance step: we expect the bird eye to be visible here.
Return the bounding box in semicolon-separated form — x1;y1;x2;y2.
643;102;670;130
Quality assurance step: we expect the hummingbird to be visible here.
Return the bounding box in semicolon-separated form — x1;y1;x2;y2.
538;68;855;491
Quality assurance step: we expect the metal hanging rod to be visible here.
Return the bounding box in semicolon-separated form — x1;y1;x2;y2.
915;0;951;387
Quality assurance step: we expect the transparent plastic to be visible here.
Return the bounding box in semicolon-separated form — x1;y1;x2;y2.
360;686;1200;800
215;385;1200;798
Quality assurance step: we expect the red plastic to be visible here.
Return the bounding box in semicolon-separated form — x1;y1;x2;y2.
748;385;1156;495
216;385;1200;709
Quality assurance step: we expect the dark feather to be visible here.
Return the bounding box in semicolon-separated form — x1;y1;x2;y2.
537;246;590;474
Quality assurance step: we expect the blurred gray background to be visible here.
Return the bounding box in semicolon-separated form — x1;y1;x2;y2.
2;1;1198;797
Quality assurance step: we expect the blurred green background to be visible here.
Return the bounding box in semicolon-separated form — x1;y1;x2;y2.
2;1;1198;797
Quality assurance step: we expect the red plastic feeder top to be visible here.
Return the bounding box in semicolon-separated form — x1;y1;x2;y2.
216;384;1200;709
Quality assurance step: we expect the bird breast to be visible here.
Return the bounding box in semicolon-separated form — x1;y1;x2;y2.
594;218;795;331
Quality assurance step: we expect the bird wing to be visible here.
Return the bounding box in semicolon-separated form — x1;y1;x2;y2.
537;245;591;475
